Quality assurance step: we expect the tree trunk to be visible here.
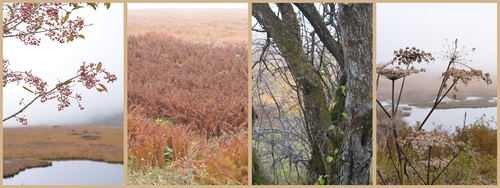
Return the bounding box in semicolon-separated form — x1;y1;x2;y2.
293;4;348;184
253;3;372;184
336;3;373;185
252;147;272;185
252;3;331;184
251;106;271;185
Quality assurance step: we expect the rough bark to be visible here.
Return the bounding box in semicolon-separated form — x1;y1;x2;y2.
336;3;373;185
252;147;271;185
251;106;271;185
293;4;347;184
253;3;331;184
253;3;372;185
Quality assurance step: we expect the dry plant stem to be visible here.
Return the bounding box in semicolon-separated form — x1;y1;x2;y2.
428;114;468;185
3;74;79;122
417;78;458;130
418;60;453;130
378;85;398;182
394;65;409;112
398;146;426;184
376;62;426;185
430;144;466;185
437;62;452;100
398;156;405;185
386;139;400;178
395;77;406;112
390;79;405;185
376;99;391;118
376;74;380;92
377;169;387;185
384;139;405;184
427;146;432;185
450;165;464;184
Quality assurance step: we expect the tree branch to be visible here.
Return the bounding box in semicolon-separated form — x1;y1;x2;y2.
3;74;79;122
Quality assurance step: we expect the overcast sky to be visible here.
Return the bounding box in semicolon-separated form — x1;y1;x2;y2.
3;3;124;127
377;3;497;73
128;3;247;9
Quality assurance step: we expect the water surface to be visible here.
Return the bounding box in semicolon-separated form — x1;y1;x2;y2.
402;106;497;132
3;160;123;185
379;97;497;132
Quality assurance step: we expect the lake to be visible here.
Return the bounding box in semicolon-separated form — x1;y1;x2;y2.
3;160;123;185
379;97;497;132
402;106;497;132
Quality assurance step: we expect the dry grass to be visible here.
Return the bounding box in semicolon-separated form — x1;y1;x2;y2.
128;33;247;137
128;8;248;45
4;158;51;178
3;125;123;177
128;117;248;185
408;99;496;109
127;8;248;185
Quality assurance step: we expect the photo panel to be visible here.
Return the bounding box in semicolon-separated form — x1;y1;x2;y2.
251;3;373;185
126;3;249;185
3;3;124;185
376;3;497;185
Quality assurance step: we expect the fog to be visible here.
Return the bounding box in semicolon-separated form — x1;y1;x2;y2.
377;72;497;103
3;3;124;127
128;3;248;10
377;3;497;74
376;3;497;131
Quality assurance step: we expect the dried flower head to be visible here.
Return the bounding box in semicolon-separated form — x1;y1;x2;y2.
392;46;435;65
377;46;433;81
377;63;426;81
417;158;450;169
443;68;492;86
397;129;465;158
437;39;493;99
437;38;474;64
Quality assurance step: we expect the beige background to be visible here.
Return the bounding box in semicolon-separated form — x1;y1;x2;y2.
1;1;498;187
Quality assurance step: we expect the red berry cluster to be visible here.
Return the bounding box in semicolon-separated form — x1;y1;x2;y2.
3;3;89;45
3;3;116;125
4;59;117;125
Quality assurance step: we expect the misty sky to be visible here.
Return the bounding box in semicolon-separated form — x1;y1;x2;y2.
3;3;124;126
377;3;497;74
128;3;247;9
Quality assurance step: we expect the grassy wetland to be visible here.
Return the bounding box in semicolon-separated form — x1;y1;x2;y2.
3;125;123;178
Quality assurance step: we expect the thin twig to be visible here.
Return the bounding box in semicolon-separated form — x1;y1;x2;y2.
398;146;426;184
3;74;79;122
431;144;466;185
418;79;458;130
376;99;391;118
377;169;388;185
427;146;432;185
